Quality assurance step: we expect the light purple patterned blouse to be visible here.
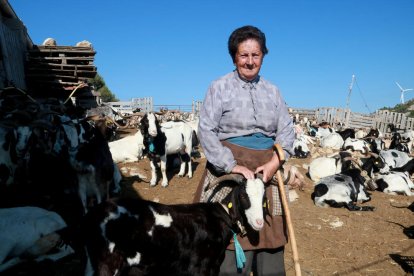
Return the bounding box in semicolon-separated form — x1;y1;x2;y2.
198;71;295;173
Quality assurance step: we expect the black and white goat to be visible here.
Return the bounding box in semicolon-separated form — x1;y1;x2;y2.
388;123;414;153
377;149;411;173
312;154;377;211
140;112;195;187
336;128;355;141
364;137;385;154
81;174;266;276
343;137;371;154
375;158;414;196
292;133;313;158
389;132;410;153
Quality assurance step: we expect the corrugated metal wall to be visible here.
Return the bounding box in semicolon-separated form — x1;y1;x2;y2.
0;6;29;90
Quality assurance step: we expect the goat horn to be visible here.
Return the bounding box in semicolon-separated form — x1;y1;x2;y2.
255;173;264;182
205;173;245;191
85;114;102;121
362;136;377;140
103;116;129;129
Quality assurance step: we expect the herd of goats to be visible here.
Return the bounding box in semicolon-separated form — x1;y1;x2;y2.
0;86;413;275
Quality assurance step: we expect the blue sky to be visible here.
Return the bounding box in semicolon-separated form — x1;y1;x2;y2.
11;1;414;114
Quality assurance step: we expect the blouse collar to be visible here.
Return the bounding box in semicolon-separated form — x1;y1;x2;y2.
233;70;260;89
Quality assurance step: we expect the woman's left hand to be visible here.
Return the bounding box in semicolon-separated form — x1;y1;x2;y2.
255;153;280;183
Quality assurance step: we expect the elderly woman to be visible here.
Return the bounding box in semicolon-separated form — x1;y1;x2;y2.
193;25;295;275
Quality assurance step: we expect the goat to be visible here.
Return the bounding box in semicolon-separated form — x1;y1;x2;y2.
81;174;265;276
140;112;195;187
308;151;352;182
377;149;411;173
388;123;414;153
0;122;32;187
312;154;377;211
365;128;380;138
5;114;118;216
315;127;335;139
375;159;414;196
0;207;74;273
109;131;144;163
389;132;410;153
343;137;371;154
292;134;311;158
364;136;385;154
354;129;368;139
320;133;344;149
336;128;355;141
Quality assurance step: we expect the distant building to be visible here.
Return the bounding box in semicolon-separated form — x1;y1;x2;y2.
106;97;153;114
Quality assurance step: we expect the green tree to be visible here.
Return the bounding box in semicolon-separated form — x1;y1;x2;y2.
90;73;118;102
378;98;414;118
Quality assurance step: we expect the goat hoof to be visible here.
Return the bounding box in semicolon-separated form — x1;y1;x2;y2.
150;182;157;187
161;183;169;188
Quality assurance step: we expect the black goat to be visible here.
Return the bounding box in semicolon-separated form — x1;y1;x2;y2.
81;174;266;276
336;128;355;141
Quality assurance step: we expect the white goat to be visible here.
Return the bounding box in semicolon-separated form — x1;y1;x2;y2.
0;207;74;272
109;131;144;163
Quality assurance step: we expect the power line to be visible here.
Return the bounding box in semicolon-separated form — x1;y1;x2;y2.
353;77;371;113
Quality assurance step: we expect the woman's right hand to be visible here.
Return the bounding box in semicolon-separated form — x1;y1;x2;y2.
231;164;255;179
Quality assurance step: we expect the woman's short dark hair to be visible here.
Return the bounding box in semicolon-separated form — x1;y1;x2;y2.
228;25;268;62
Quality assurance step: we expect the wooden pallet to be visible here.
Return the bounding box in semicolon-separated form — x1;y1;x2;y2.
26;45;97;97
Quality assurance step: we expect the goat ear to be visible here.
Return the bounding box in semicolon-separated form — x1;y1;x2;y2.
263;197;271;225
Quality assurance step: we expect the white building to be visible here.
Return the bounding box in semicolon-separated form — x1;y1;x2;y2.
106;97;153;115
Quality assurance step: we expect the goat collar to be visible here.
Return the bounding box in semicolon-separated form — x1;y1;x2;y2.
219;203;247;236
148;141;155;153
146;136;155;153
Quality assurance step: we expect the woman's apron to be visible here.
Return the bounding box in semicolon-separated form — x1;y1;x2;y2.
193;141;288;250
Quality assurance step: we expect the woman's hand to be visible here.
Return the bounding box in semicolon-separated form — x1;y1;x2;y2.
231;164;255;179
255;153;281;183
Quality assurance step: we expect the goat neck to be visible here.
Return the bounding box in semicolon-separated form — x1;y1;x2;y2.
218;201;247;236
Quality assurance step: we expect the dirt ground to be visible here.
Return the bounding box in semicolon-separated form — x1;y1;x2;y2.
117;150;414;276
3;131;413;276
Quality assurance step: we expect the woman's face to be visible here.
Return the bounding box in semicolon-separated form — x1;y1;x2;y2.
234;39;263;81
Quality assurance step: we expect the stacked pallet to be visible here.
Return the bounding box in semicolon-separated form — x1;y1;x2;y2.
26;44;99;107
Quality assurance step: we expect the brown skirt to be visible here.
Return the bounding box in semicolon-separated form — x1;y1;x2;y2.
193;141;288;250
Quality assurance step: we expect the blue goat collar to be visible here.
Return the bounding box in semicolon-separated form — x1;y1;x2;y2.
232;230;246;270
149;141;155;153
